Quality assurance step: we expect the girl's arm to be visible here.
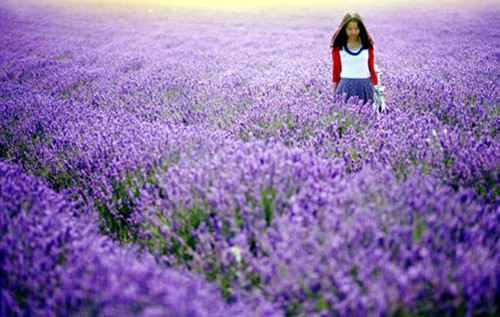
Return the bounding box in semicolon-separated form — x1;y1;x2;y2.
332;82;338;98
331;48;341;98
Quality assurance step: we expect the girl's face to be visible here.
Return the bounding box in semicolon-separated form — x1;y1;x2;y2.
345;21;360;40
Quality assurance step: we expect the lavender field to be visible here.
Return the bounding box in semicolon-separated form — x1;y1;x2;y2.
1;0;499;316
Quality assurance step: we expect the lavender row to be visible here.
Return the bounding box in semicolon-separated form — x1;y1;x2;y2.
1;4;498;199
128;139;499;315
2;91;497;314
4;107;496;315
0;161;280;316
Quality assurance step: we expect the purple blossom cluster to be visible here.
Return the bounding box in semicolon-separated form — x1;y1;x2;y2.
1;1;499;316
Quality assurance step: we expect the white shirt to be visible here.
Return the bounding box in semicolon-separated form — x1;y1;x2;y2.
339;46;370;79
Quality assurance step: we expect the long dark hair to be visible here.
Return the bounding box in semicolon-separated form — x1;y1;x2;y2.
329;11;374;50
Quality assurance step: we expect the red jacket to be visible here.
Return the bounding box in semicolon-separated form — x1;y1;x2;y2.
331;47;378;85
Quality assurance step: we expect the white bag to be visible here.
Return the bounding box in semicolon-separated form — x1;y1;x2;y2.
373;72;386;113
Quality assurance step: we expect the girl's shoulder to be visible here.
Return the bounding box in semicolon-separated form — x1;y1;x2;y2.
364;46;374;54
332;46;342;53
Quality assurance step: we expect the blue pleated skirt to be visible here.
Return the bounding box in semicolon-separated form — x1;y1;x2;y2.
335;77;374;104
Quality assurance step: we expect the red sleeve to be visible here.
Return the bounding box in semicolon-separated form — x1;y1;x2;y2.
331;48;341;83
368;48;378;86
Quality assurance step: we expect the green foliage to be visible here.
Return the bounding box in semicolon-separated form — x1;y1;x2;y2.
261;187;277;226
412;220;428;245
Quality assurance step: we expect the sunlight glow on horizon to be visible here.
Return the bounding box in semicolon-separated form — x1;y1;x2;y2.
48;0;389;10
94;0;336;8
29;0;487;14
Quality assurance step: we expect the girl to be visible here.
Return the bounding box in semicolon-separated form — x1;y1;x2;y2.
330;11;378;104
